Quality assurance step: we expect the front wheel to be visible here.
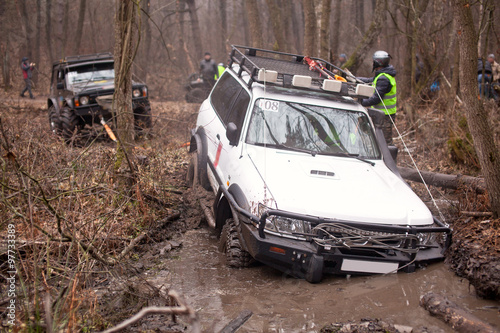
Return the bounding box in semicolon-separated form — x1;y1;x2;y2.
60;107;83;139
219;218;254;268
48;105;61;135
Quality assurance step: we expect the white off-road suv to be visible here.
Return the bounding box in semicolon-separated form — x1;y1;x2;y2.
187;46;451;283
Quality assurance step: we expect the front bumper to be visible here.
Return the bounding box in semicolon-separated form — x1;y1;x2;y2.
239;213;451;282
74;97;149;117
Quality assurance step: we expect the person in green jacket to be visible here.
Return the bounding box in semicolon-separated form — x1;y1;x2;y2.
216;63;225;80
359;51;397;145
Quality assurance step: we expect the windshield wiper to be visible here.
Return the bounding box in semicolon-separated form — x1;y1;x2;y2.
324;152;375;166
253;143;317;156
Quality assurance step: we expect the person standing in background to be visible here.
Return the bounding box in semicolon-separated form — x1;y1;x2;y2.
20;57;35;99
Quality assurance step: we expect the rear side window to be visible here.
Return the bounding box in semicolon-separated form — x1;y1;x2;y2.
226;89;250;141
211;73;241;122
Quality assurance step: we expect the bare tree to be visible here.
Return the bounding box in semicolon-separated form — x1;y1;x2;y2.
453;0;500;217
330;0;342;62
45;0;54;62
303;0;317;56
266;0;286;51
114;0;138;146
245;0;263;48
319;0;332;59
343;0;385;72
186;0;202;59
74;0;87;54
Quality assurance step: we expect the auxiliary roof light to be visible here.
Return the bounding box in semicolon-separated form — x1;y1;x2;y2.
356;84;375;98
292;75;312;88
258;69;278;82
322;79;342;93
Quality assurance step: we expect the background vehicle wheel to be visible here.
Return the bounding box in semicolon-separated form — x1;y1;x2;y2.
48;105;61;135
186;152;198;187
134;104;152;131
186;88;206;103
220;218;254;268
60;107;83;139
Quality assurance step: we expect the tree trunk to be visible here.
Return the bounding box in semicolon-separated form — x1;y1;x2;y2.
398;167;486;193
62;0;69;56
343;0;385;72
330;0;341;62
55;0;64;58
319;0;331;60
45;0;54;62
186;0;202;59
453;0;500;217
33;0;42;84
291;0;303;53
74;0;87;54
245;0;263;48
219;0;227;54
17;0;32;60
175;0;195;73
114;0;137;148
420;293;497;333
265;0;286;51
135;0;151;82
87;5;98;53
355;0;364;35
302;0;316;56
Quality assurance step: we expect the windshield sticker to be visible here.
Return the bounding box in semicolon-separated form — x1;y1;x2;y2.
259;99;280;112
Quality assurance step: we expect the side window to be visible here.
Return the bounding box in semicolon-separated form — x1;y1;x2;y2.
226;89;250;140
211;73;241;122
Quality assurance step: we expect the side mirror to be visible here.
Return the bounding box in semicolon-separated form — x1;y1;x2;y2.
56;82;64;90
226;122;238;146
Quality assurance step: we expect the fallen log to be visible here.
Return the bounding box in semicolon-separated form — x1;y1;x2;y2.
420;292;498;333
219;310;253;333
398;167;486;193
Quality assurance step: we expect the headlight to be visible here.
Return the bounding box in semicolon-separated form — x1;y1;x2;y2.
258;204;311;238
80;96;89;105
133;89;141;98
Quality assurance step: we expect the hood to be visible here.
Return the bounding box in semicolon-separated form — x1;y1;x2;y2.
246;146;432;226
375;65;396;78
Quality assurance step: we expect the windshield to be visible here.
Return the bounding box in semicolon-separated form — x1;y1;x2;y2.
66;63;115;89
246;99;380;159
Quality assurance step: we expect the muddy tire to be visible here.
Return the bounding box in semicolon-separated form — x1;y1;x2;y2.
48;105;61;135
186;88;206;103
134;104;152;132
220;218;254;268
186;152;198;187
60;107;83;139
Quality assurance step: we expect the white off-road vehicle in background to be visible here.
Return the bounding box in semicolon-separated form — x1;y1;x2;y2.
187;46;451;283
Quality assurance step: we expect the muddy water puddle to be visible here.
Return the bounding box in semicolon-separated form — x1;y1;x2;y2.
153;228;499;332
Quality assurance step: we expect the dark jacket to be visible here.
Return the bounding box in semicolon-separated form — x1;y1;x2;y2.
200;59;218;80
477;58;492;74
21;61;33;79
359;65;397;107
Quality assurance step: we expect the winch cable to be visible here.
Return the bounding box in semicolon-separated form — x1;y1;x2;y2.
374;89;447;225
311;223;420;255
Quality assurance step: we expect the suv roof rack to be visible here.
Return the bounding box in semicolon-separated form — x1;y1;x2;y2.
228;45;374;99
54;52;114;66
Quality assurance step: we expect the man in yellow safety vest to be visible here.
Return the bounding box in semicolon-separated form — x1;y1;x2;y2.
359;50;397;145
